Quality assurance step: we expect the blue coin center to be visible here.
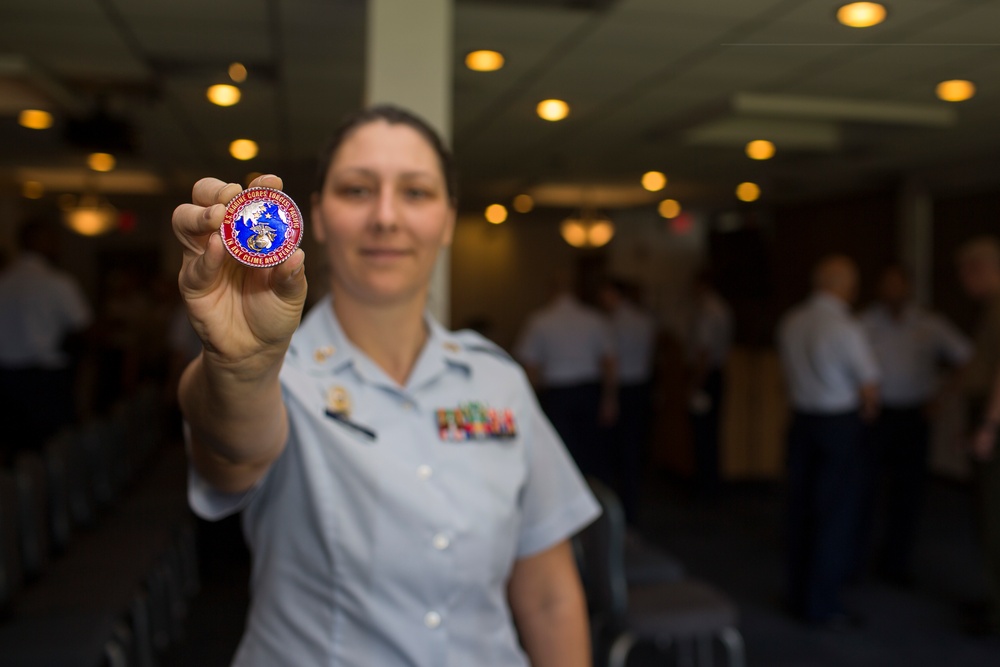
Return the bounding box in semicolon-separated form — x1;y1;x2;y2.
234;200;290;254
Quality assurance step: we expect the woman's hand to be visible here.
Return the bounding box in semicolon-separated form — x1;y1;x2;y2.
173;175;307;376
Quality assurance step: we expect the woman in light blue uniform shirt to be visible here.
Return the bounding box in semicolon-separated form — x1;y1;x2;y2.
172;106;599;666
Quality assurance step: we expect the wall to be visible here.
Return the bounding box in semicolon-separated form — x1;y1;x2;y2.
449;206;708;350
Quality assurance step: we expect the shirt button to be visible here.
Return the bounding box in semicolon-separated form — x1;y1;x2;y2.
424;611;442;629
432;533;450;550
417;465;433;480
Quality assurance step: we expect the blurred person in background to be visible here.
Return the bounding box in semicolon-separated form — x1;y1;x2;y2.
0;220;92;462
598;277;656;524
686;270;733;499
516;270;618;483
859;264;971;587
778;255;880;628
956;236;1000;636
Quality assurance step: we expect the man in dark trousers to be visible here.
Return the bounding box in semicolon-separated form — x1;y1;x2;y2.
687;271;733;500
860;265;971;586
0;221;91;462
516;272;618;482
598;277;656;523
778;255;880;628
957;237;1000;636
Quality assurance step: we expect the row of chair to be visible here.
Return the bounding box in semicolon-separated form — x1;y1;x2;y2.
576;479;746;667
0;385;198;667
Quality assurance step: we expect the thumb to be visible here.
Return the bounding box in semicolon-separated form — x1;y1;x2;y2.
270;249;307;302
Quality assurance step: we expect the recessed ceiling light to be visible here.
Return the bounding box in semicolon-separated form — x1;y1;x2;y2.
465;50;505;72
207;84;241;107
658;199;681;219
736;182;761;202
485;204;508;224
641;171;667;192
537;99;569;121
229;62;248;83
513;194;534;213
745;140;776;160
18;109;53;130
230;139;258;161
87;152;116;172
936;79;975;102
837;2;887;28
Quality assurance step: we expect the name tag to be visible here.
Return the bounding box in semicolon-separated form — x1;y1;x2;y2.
436;402;517;443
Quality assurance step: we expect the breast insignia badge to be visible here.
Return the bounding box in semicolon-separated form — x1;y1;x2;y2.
327;385;352;418
437;402;517;442
221;186;303;268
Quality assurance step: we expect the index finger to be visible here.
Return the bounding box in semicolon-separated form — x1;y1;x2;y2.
248;174;284;191
192;177;243;208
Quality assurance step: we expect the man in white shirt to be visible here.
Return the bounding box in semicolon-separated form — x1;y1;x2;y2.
687;271;733;499
598;278;656;523
0;221;92;460
861;265;971;586
778;255;880;627
516;273;618;482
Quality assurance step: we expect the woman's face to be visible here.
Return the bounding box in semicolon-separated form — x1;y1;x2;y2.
311;120;455;307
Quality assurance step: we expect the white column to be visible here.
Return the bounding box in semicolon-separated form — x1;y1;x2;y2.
366;0;453;325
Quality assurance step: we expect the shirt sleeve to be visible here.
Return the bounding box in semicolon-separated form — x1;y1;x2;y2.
843;323;880;385
185;424;273;521
516;383;601;558
514;318;542;366
931;314;974;366
57;275;92;331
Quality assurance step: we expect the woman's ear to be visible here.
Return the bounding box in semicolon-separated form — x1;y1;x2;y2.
440;205;457;248
310;192;326;244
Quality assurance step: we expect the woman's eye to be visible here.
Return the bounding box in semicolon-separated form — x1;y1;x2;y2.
404;188;431;200
339;185;371;198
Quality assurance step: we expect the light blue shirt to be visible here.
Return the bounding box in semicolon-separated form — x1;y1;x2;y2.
778;293;880;414
188;297;599;666
0;253;91;369
861;304;972;407
689;291;733;370
609;302;656;385
515;294;615;387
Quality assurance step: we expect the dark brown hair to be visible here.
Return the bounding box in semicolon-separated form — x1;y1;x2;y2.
314;105;457;203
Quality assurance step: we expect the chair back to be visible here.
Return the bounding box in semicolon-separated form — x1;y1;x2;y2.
44;435;73;551
0;470;24;611
14;452;50;579
576;477;629;619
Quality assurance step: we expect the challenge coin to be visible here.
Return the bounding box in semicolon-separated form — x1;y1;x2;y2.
221;187;303;268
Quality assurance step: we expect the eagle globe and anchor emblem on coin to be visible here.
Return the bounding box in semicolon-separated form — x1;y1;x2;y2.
221;187;304;268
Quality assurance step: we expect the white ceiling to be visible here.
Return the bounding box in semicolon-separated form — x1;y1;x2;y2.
2;0;1000;211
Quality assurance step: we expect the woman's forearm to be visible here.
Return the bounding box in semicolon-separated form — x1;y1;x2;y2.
180;351;288;493
517;592;591;667
508;541;592;667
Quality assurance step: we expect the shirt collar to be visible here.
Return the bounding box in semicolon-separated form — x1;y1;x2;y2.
811;291;850;315
873;302;916;324
553;293;579;310
297;296;470;391
15;252;49;270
